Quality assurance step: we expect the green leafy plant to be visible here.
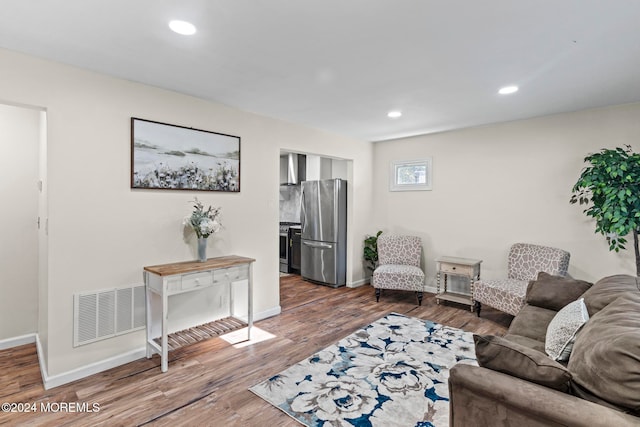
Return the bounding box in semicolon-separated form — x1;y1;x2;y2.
570;145;640;276
364;231;383;273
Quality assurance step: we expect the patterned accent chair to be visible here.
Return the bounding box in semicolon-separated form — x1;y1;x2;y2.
372;235;426;305
474;243;570;316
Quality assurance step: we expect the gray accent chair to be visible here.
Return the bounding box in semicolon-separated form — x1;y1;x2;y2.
372;235;425;305
473;243;570;316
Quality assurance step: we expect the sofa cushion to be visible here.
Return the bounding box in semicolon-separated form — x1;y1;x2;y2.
526;272;592;311
581;274;640;317
502;334;546;353
474;334;572;392
545;298;589;361
508;304;557;343
568;294;640;413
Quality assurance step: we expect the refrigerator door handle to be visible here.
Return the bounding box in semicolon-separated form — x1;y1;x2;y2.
302;241;333;249
300;185;306;231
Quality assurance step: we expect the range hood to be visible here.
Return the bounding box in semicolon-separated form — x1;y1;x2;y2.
281;153;306;185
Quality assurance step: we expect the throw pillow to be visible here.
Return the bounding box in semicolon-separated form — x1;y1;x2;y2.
526;272;592;311
474;334;572;392
545;298;589;361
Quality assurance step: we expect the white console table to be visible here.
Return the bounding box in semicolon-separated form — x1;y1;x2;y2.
144;255;255;372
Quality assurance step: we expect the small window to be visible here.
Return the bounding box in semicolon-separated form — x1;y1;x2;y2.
389;159;432;191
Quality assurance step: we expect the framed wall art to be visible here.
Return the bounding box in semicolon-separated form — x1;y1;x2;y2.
131;118;240;192
389;158;432;191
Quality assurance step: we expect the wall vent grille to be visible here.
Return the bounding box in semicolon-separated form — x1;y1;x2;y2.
73;284;145;347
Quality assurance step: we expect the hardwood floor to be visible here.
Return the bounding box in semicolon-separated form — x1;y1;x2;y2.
0;276;511;426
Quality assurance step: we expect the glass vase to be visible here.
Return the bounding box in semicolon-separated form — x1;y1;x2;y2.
197;237;208;262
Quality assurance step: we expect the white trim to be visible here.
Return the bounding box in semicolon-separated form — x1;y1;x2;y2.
40;342;147;390
0;333;36;350
33;304;282;390
389;158;433;191
237;306;282;323
348;278;433;292
423;285;437;294
253;305;281;321
348;278;369;288
36;334;48;388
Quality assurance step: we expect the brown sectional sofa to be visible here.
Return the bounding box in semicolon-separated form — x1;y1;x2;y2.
449;273;640;426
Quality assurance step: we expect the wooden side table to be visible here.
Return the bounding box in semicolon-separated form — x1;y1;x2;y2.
144;255;255;372
435;256;482;312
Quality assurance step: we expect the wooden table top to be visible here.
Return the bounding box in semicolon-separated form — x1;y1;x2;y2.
144;255;255;276
436;256;482;266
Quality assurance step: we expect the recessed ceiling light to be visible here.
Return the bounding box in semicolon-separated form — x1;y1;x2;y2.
498;85;519;95
387;111;402;118
169;20;197;36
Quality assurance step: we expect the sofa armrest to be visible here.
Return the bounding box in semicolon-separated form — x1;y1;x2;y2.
448;364;638;427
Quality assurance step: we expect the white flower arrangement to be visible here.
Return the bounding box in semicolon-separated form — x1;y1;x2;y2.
184;198;222;238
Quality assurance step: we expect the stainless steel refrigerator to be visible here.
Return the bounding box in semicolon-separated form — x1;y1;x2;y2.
300;179;347;287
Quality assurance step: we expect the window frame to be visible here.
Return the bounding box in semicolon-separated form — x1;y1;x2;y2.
389;158;433;192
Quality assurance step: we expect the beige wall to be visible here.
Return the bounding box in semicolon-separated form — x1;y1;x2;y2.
0;104;40;340
372;104;640;286
0;48;373;376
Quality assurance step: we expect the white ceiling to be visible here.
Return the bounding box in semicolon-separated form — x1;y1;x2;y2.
1;1;640;142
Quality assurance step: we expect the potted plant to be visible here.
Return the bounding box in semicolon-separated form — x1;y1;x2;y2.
570;145;640;276
363;231;383;273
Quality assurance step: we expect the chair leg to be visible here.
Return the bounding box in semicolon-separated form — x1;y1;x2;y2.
476;302;482;317
417;292;423;306
375;288;381;302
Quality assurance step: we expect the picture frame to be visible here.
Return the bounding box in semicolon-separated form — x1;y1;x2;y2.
389;158;433;191
131;118;240;192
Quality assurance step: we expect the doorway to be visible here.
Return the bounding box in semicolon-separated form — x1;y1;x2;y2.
0;103;47;343
278;150;353;284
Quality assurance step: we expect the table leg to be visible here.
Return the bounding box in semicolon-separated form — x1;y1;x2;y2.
469;277;475;312
144;273;153;359
161;293;168;373
247;264;253;341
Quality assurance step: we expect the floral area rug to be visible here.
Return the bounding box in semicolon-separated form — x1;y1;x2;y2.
249;313;477;427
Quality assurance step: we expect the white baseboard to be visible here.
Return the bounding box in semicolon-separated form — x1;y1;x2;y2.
36;305;282;390
38;338;147;390
346;279;435;292
254;305;281;321
35;334;48;388
0;333;36;350
348;278;369;288
424;285;437;294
